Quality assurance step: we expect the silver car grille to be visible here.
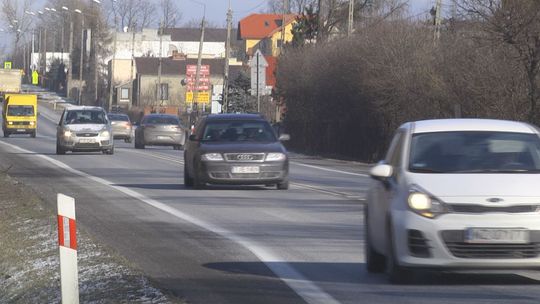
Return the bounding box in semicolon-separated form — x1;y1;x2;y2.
76;132;99;137
224;153;265;162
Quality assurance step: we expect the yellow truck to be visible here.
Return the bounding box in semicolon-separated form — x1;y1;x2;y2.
2;94;38;138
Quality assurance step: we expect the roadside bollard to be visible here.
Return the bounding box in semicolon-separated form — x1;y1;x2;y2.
57;193;79;304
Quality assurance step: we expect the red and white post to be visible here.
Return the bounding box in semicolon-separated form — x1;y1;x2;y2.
57;193;79;304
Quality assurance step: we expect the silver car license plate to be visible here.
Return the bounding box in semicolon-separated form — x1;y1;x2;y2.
231;166;260;174
465;228;529;244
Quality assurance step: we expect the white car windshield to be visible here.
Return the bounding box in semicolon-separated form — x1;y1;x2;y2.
409;131;540;173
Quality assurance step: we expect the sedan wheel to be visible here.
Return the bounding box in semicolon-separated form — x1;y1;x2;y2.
56;142;66;155
184;162;194;187
276;180;289;190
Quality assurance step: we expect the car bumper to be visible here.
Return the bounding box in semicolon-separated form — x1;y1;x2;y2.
200;161;288;185
392;210;540;269
5;125;36;133
112;129;132;139
59;136;113;152
143;133;184;146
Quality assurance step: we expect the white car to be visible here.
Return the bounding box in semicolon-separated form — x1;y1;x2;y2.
366;119;540;283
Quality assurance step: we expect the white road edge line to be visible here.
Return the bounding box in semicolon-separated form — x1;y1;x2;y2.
0;140;341;304
292;162;369;177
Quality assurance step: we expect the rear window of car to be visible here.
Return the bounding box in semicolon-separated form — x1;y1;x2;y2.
142;116;179;125
108;114;129;122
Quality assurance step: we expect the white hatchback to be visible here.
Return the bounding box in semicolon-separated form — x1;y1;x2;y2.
366;119;540;283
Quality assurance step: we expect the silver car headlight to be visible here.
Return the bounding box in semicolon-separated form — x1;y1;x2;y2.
64;130;73;137
201;153;224;161
100;130;111;138
407;185;449;219
265;153;286;161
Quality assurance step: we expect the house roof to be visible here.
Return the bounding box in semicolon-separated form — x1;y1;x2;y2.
163;28;233;43
135;57;243;78
238;14;297;39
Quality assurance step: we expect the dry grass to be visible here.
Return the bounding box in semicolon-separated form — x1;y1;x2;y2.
0;173;179;303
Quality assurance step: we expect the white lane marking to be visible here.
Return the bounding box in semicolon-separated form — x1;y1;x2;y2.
119;148;184;165
291;162;369;177
292;182;366;202
0;140;340;304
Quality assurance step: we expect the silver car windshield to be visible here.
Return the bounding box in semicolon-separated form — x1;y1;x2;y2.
202;121;276;142
65;110;107;125
409;131;540;173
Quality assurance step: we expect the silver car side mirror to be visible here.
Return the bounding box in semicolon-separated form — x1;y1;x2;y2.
370;163;393;181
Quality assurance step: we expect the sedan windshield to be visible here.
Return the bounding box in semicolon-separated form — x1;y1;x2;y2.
202;121;276;142
7;105;34;116
65;110;107;125
409;131;540;173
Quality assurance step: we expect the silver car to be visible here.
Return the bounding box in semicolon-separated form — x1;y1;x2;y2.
134;114;186;150
56;106;114;155
108;113;133;143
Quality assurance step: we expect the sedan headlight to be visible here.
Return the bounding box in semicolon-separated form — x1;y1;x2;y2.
407;185;449;219
100;130;111;138
265;153;286;161
201;153;224;161
64;130;73;137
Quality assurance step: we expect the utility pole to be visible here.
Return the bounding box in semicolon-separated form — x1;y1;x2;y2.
108;17;117;112
222;0;232;113
193;14;205;118
67;16;74;99
42;29;47;86
256;51;260;112
157;21;163;108
434;0;442;43
78;16;84;105
280;0;289;55
348;0;354;36
129;22;136;109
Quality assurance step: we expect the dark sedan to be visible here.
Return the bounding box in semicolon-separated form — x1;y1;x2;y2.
184;114;290;189
134;114;187;150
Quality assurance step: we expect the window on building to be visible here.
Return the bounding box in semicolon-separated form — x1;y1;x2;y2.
157;83;169;100
121;88;129;99
277;39;283;48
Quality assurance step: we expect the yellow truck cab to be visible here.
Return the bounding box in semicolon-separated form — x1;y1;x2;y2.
2;94;38;138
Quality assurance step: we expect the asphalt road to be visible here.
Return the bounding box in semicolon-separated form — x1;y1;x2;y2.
2;94;540;304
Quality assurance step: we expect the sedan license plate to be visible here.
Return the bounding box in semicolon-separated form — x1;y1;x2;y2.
79;138;96;144
465;228;529;244
17;129;25;132
231;166;260;174
157;136;170;140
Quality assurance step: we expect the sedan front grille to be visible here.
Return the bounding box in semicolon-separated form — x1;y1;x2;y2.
449;204;539;214
224;153;265;162
441;230;540;259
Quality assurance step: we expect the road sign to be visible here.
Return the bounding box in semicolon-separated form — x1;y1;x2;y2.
4;61;12;69
186;91;211;104
250;50;268;96
186;65;211;91
32;70;39;85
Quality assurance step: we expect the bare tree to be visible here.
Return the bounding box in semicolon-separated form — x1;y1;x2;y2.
183;18;219;29
1;0;33;50
268;0;318;14
160;0;181;28
108;0;156;31
457;0;540;120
